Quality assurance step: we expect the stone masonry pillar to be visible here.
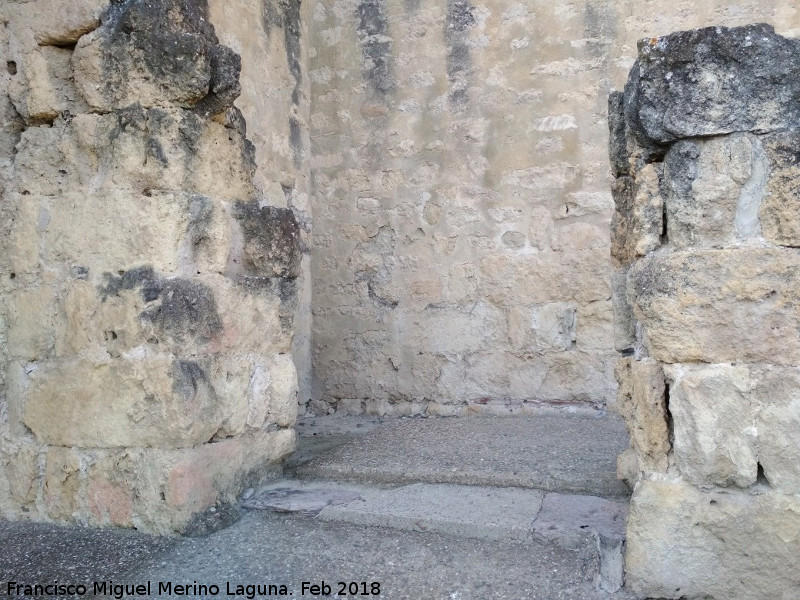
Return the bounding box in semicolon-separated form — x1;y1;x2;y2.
610;24;800;599
0;0;300;534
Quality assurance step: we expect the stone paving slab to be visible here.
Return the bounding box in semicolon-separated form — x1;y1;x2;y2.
122;510;636;600
291;414;631;499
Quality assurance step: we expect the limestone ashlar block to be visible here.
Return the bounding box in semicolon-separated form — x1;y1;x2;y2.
81;429;295;533
752;366;800;494
664;363;757;488
626;480;800;600
479;249;611;308
663;133;764;248
613;358;669;474
43;446;81;521
60;270;292;358
21;355;239;448
629;248;800;364
759;130;800;247
624;24;800;145
7;45;88;124
12;109;256;201
72;0;240;115
610;163;662;268
507;302;577;353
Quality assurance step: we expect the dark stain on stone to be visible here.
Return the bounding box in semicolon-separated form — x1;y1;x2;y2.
147;138;168;166
141;278;223;343
234;202;302;278
98;0;241;116
99;266;222;344
583;1;615;58
171;360;215;402
356;0;396;94
445;0;474;109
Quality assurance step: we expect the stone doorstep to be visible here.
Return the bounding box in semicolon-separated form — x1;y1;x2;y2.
242;480;628;594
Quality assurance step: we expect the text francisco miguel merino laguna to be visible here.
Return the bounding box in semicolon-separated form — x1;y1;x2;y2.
4;580;360;598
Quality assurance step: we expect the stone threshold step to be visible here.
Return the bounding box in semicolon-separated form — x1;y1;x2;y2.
241;480;627;593
288;414;632;500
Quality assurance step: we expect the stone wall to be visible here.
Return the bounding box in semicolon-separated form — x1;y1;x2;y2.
0;0;305;534
612;24;800;599
306;0;800;416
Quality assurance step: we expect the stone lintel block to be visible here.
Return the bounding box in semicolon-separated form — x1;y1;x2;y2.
613;358;669;474
625;24;800;145
664;363;757;488
629;248;800;365
626;480;800;600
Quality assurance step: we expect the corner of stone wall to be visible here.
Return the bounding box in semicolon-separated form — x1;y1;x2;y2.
0;0;300;534
610;23;800;599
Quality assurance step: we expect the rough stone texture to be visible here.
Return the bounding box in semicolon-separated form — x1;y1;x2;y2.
0;0;305;533
665;363;757;488
626;480;800;600
664;133;765;247
613;358;669;474
625;23;800;145
629;248;800;365
613;23;800;599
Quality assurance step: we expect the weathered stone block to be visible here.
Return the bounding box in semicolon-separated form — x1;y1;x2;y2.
44;446;81;521
664;133;764;248
613;358;669;474
13;109;256;201
7;46;88;123
753;366;800;494
233;204;302;278
629;248;800;364
664;363;757;487
625;24;800;145
508;302;576;353
610;163;662;267
759;130;800;246
60;271;291;358
6;284;55;360
626;480;800;600
22;355;235;448
72;0;240;115
611;269;635;353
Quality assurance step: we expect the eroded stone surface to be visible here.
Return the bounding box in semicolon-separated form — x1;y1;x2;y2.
626;481;800;600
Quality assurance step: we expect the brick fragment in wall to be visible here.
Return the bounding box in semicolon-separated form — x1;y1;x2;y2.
72;0;241;114
613;358;669;474
628;248;800;365
624;23;800;145
626;480;800;600
664;363;757;488
663;133;766;248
